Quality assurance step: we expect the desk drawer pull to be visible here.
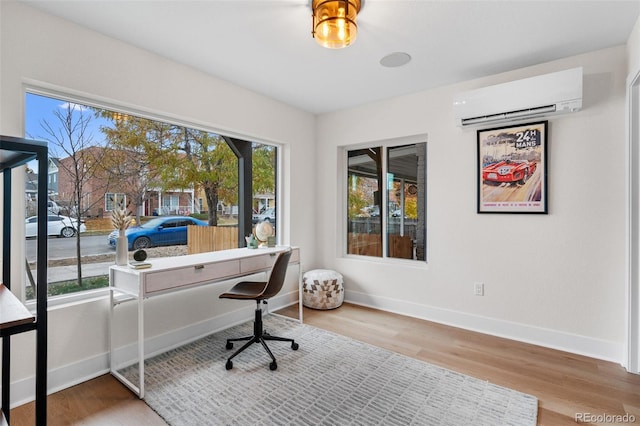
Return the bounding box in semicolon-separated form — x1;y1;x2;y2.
194;264;204;270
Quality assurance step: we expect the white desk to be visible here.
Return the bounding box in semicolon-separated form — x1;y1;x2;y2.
109;246;301;398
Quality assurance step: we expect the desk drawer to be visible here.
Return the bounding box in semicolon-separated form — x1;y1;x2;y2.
290;248;300;264
143;260;240;295
240;253;276;274
240;248;300;274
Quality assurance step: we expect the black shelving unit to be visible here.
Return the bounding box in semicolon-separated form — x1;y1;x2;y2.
0;136;47;424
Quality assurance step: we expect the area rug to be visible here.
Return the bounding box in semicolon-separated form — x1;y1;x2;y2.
123;315;538;425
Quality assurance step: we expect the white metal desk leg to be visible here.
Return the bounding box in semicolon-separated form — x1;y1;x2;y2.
138;295;145;399
298;265;303;324
109;270;114;374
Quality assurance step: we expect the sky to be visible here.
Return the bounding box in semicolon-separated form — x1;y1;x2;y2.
25;92;111;160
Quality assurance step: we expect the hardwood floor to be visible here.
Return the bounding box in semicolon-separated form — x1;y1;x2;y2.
9;303;640;425
283;304;640;425
9;374;164;426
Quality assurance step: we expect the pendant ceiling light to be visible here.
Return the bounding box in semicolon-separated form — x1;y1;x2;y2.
312;0;362;49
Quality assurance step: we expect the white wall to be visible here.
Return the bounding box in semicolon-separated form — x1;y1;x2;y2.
0;1;315;403
625;13;640;373
628;14;640;75
316;46;629;362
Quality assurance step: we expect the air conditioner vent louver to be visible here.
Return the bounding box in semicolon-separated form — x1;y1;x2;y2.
453;68;582;128
460;105;556;126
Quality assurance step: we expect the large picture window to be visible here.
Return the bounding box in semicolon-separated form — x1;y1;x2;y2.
346;142;426;261
24;91;278;302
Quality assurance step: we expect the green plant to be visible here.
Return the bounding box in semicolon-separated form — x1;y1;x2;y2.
26;275;110;298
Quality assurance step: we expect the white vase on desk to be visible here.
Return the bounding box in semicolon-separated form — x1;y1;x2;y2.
116;235;129;266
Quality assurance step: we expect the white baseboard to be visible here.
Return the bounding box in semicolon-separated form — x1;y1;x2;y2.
4;290;299;408
345;290;624;364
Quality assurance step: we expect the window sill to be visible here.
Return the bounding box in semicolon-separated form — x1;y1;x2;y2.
343;253;428;269
26;287;110;312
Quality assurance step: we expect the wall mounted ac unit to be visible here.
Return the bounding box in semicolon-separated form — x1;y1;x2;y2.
453;67;582;127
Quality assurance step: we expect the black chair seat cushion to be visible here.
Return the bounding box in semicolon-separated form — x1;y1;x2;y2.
219;281;268;299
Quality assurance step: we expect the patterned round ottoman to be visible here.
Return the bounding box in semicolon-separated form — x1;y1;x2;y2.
302;269;344;310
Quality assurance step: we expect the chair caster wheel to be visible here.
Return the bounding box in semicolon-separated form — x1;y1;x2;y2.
292;342;299;350
269;361;277;371
225;360;233;370
226;342;233;350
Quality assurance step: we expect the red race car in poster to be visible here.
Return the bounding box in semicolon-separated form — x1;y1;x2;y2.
482;160;537;185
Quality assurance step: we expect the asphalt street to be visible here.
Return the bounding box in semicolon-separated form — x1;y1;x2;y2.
26;234;112;262
26;234;114;282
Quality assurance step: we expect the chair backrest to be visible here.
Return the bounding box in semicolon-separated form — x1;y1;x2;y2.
261;249;292;299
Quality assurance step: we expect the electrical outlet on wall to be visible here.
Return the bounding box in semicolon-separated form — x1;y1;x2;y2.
474;282;484;296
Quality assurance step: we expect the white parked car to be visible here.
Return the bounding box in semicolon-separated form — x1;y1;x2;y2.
47;200;61;214
25;215;87;238
252;208;275;224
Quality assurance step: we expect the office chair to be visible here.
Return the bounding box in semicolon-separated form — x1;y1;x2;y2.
219;249;299;371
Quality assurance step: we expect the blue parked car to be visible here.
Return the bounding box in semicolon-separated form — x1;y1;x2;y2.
108;216;208;250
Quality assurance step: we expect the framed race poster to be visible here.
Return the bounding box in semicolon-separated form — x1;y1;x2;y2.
477;121;548;214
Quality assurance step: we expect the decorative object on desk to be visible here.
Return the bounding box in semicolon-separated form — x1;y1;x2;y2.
267;235;276;248
245;234;258;249
254;220;273;248
115;236;129;266
129;261;151;270
111;206;133;235
112;207;133;266
122;315;538;426
133;249;147;262
303;269;344;309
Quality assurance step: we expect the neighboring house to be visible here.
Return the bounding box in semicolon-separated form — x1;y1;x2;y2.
56;146;111;217
193;187;272;217
254;192;275;214
24;170;38;217
147;189;198;216
48;157;59;196
55;146;200;218
25;170;38;200
24;161;62;216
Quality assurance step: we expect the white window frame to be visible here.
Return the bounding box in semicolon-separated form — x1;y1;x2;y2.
105;192;127;212
340;134;428;264
23;84;283;308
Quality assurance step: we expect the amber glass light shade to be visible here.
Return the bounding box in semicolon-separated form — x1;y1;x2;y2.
312;0;361;49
